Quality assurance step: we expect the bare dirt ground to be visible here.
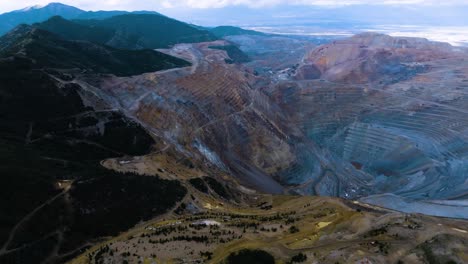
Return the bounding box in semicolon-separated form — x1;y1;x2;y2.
68;188;468;264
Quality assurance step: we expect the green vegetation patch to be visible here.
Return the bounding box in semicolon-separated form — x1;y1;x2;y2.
204;176;231;200
0;52;186;262
225;249;275;264
189;178;209;193
62;172;187;252
289;253;308;263
0;26;190;77
74;14;217;49
209;26;266;38
36;16;115;44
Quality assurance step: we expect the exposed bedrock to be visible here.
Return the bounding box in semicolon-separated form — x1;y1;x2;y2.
264;34;468;217
94;41;307;193
296;32;454;84
270;77;468;199
89;35;468;217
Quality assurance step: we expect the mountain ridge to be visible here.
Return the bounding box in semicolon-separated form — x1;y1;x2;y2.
0;2;162;35
0;24;191;76
73;14;217;49
31;14;218;50
209;26;267;38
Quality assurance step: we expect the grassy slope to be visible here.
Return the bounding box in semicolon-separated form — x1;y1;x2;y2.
67;189;468;264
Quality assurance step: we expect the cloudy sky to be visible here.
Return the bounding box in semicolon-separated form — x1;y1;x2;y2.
0;1;466;44
1;0;468;12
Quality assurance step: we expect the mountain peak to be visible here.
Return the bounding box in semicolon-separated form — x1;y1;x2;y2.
44;2;76;8
0;2;86;35
13;2;83;13
17;4;44;12
45;2;68;6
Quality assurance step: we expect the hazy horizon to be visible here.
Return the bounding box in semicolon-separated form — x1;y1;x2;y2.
1;1;468;46
1;1;468;20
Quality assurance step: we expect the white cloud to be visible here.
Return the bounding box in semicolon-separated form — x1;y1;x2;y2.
160;0;468;8
0;0;467;13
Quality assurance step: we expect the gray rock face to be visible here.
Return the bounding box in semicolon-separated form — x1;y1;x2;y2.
87;33;468;218
263;34;468;217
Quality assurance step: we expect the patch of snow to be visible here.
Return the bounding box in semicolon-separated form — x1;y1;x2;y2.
16;5;44;12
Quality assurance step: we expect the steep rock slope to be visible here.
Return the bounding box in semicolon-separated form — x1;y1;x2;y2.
90;31;468;218
90;32;468;218
95;41;300;193
267;34;468;216
39;29;465;218
296;32;454;84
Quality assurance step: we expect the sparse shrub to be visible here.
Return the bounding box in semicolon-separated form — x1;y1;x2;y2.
289;253;307;263
226;249;274;264
289;226;300;234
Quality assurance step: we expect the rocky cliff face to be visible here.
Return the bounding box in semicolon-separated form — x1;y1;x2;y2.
267;33;468;217
94;41;300;193
89;33;468;217
296;33;454;84
4;27;465;217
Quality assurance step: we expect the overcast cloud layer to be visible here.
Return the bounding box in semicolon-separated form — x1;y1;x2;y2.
160;0;468;8
1;0;468;12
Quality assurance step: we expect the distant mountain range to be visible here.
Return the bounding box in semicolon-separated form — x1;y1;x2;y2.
0;2;267;47
36;15;217;49
208;26;266;38
0;3;266;78
0;2;162;35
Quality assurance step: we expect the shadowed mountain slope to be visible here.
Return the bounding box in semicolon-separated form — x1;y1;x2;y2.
0;23;189;263
0;24;190;76
34;16;115;44
73;14;217;49
209;26;266;38
36;15;218;50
